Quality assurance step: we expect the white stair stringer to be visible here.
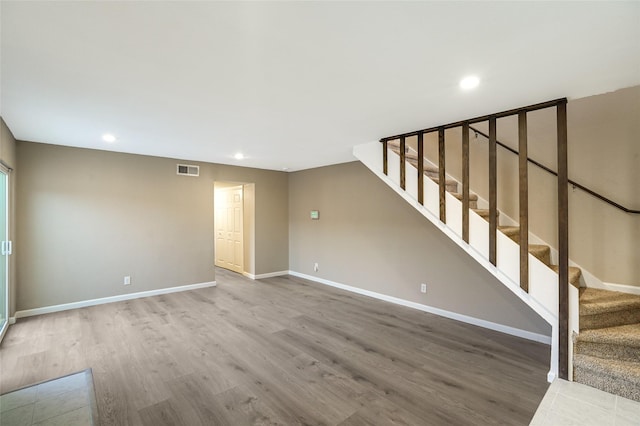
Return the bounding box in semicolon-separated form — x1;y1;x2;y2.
395;140;608;293
354;141;580;382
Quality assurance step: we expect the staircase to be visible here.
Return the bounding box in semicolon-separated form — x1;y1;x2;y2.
388;139;583;289
574;288;640;401
353;99;639;403
386;139;640;402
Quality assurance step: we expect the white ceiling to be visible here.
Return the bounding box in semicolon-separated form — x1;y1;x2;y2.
1;1;639;172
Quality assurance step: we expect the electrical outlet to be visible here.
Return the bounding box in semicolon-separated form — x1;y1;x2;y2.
314;263;319;272
124;276;131;286
420;283;427;293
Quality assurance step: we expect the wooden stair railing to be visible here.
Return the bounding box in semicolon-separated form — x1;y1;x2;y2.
380;98;570;380
468;126;640;215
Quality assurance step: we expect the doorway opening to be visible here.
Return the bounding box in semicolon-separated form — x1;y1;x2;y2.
214;182;255;277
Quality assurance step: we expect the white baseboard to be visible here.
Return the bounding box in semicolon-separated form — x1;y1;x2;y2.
243;270;289;280
14;281;217;319
288;271;551;345
547;371;556;383
599;281;640;295
8;317;16;325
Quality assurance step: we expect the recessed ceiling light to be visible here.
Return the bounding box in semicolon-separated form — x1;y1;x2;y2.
459;75;480;90
102;133;116;143
234;152;244;160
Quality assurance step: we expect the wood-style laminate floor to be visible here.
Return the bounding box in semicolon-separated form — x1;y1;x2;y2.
0;269;550;425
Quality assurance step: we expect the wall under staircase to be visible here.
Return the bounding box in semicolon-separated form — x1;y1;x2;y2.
354;136;640;402
353;140;580;382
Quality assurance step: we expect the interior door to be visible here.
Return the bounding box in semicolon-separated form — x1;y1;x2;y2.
214;186;243;274
0;168;9;342
215;192;227;268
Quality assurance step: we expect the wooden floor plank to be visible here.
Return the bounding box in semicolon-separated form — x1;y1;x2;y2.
0;268;549;425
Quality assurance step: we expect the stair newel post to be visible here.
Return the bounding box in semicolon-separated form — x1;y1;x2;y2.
382;140;388;176
557;99;569;380
462;123;470;243
438;127;446;223
400;137;406;190
518;111;529;292
489;116;498;266
418;132;424;205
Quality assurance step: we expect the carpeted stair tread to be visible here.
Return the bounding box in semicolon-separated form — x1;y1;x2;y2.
451;193;479;202
579;288;640;330
579;288;640;316
472;209;500;220
407;159;440;175
498;226;521;244
495;228;580;285
577;324;640;347
581;310;640;331
450;193;478;209
387;144;421;161
387;145;455;185
403;156;443;176
575;324;640;362
402;152;427;164
573;354;640;402
428;176;458;190
528;244;551;266
550;265;582;288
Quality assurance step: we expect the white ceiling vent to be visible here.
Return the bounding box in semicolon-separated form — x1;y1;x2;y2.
177;164;199;177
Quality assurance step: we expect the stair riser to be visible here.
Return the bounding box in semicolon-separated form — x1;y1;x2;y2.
575;341;640;363
580;310;640;330
574;366;640;402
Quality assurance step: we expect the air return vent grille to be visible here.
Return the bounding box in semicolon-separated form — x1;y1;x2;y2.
177;164;199;177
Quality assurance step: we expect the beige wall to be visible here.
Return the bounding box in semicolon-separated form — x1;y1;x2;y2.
289;161;551;336
414;86;639;287
0;119;17;317
16;142;288;311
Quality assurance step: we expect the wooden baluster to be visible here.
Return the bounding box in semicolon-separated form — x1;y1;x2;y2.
557;100;569;380
418;132;424;205
382;140;388;176
462;123;470;243
489;117;497;266
438;127;446;223
518;111;529;292
400;137;406;190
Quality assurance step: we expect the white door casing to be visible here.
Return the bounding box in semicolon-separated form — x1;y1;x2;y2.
215;186;243;273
